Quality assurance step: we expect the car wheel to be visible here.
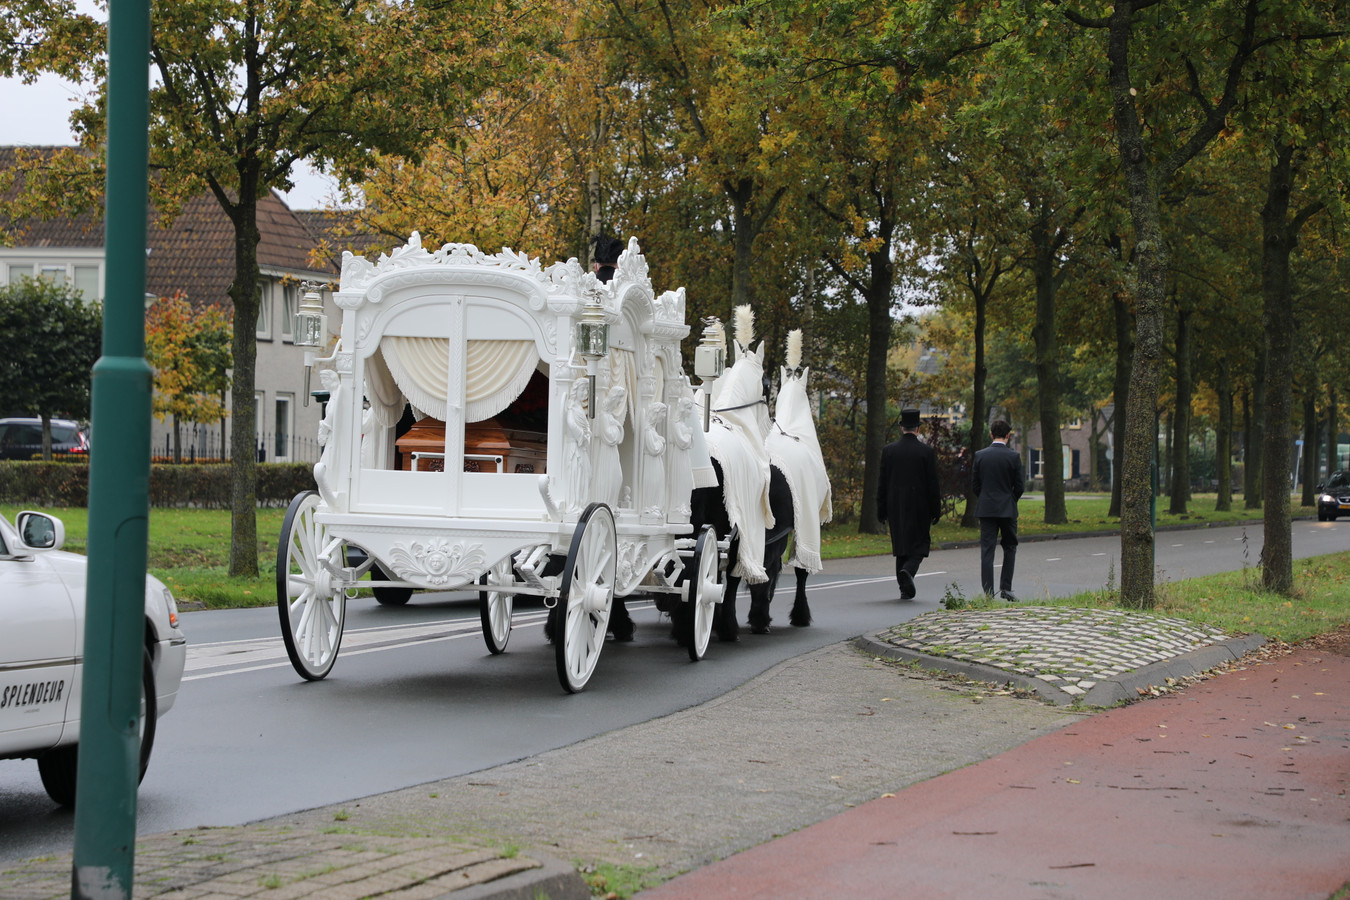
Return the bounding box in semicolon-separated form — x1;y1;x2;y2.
1318;510;1329;522
37;649;158;807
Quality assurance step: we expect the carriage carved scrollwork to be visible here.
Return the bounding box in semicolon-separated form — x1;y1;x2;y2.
386;539;488;587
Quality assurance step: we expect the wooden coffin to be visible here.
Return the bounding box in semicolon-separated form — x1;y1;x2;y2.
395;417;546;474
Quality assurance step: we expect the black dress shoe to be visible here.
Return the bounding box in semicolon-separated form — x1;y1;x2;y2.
998;590;1018;602
897;570;915;597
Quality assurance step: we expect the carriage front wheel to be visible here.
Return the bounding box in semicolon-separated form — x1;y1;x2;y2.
276;490;346;680
684;525;722;661
552;503;616;693
479;556;515;655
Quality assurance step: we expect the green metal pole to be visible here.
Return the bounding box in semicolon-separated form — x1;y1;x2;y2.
71;0;153;895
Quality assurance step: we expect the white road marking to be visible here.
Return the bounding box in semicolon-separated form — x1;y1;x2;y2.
183;602;655;681
1046;558;1061;562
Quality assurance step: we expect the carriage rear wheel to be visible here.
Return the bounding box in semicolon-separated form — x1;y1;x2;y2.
683;525;722;661
479;556;515;655
552;503;616;693
276;490;346;680
371;564;413;606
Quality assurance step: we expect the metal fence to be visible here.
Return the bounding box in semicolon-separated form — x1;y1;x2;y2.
152;427;321;464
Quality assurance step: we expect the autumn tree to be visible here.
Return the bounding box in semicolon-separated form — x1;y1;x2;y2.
145;293;232;463
2;0;513;574
0;276;101;458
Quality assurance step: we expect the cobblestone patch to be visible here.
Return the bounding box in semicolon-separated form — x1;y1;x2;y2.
876;607;1234;697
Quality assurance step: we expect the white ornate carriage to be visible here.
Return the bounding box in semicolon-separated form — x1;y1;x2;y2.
276;235;726;692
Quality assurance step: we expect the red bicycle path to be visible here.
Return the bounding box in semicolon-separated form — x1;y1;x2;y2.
639;640;1350;900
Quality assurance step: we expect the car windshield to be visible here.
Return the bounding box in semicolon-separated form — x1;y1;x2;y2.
1327;472;1350;490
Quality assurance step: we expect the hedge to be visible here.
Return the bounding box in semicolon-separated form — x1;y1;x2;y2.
0;461;316;508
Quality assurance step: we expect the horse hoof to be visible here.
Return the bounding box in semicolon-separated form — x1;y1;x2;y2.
611;622;636;642
790;616;812;628
751;624;770;635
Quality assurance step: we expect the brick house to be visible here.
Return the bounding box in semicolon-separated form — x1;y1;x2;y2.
1;147;340;462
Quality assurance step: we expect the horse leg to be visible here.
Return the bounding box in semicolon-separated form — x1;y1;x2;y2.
748;580;772;634
748;546;782;634
715;571;741;642
789;566;812;627
609;597;636;642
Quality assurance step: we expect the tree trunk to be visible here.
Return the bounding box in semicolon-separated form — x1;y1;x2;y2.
1300;388;1317;506
172;413;182;465
1162;410;1172;496
1168;305;1191;514
1109;291;1132;517
858;219;896;535
40;413;53;461
1246;360;1265;509
1215;362;1233;512
1030;212;1066;525
1259;144;1296;594
225;181;262;578
1328;385;1340;476
963;286;988;528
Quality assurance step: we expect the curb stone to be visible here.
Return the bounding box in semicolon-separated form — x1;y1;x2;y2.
854;630;1267;707
436;852;590;900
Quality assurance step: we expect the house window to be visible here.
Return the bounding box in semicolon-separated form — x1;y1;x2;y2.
39;266;66;287
274;394;293;461
1030;448;1044;478
256;282;272;339
6;263;32;284
281;283;298;340
255;391;266;461
73;265;101;302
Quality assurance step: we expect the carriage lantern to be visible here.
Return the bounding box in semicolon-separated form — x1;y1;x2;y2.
295;282;329;405
694;316;726;430
577;290;610;418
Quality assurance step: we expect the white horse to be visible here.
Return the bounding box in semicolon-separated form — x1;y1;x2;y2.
757;329;833;630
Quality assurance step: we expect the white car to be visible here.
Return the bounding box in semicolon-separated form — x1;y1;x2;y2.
0;510;186;805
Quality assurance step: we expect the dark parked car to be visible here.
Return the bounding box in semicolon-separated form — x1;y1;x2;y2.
1317;471;1350;522
0;418;90;461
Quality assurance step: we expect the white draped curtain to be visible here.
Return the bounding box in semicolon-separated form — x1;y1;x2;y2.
375;337;540;424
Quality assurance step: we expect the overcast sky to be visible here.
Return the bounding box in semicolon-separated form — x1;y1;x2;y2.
0;70;340;210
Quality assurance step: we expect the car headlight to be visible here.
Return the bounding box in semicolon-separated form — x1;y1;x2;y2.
163;586;180;629
1321;494;1335;504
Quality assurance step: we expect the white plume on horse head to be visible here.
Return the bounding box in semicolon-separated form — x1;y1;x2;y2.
786;329;802;371
734;304;754;345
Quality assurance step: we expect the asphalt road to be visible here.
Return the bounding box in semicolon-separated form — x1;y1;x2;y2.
0;517;1343;863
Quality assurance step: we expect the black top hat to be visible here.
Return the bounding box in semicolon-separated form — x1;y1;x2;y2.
901;408;921;429
592;235;624;265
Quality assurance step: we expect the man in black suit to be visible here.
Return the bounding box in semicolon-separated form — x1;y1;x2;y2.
877;408;941;600
971;419;1024;600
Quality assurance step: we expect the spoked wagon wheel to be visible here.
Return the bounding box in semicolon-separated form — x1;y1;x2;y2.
479;556;515;655
552;503;616;693
682;525;722;661
276;490;346;680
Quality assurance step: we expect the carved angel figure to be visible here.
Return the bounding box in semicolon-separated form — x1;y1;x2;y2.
666;395;695;521
593;382;627;508
564;378;593;509
641;400;667;519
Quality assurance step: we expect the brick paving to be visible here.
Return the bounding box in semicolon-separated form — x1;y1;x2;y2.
0;825;540;900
